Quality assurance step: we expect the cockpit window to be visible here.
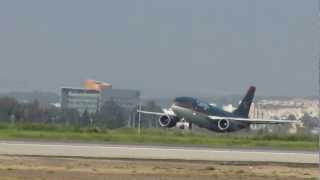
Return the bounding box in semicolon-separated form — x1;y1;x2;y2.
174;97;196;108
196;100;210;111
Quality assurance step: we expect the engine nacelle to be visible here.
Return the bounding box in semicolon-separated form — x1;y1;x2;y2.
217;119;230;131
159;116;178;128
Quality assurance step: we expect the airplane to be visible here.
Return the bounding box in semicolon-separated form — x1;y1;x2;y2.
137;86;299;133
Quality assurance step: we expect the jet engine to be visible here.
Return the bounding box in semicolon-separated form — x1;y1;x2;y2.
159;116;178;128
217;119;230;131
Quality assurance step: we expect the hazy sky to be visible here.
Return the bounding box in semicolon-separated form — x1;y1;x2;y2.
0;0;318;97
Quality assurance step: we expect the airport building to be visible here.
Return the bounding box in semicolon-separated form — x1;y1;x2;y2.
60;80;140;116
60;87;101;114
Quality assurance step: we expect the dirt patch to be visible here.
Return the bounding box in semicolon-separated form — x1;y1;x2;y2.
0;156;317;180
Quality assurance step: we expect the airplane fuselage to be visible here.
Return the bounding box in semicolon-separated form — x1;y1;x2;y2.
138;86;296;133
170;97;250;132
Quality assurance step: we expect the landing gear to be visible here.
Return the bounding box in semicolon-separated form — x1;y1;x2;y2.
181;118;192;131
189;122;193;131
176;118;192;130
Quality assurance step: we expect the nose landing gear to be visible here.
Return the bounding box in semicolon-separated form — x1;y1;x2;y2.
177;118;193;131
189;122;193;130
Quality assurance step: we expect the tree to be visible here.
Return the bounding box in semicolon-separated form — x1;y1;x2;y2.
301;113;318;130
141;100;162;128
287;114;296;120
95;100;126;129
46;106;61;124
0;97;19;123
58;109;80;126
80;110;91;127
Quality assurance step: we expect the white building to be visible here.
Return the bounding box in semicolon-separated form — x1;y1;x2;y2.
251;98;319;120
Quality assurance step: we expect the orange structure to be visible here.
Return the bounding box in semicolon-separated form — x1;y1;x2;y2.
83;80;112;91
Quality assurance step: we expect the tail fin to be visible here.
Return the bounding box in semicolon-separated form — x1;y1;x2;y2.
233;86;256;118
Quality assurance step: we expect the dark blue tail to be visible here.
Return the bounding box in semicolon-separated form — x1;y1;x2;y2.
233;86;256;118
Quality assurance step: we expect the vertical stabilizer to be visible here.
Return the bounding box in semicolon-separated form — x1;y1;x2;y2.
233;86;256;118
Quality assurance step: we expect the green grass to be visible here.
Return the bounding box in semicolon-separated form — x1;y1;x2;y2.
0;123;317;150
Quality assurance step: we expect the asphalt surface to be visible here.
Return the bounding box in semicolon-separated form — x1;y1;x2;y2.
0;141;317;164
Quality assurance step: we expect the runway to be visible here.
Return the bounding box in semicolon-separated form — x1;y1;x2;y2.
0;141;317;164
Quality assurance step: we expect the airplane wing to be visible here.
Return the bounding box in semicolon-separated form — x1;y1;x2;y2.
137;110;166;116
137;108;176;117
208;116;300;124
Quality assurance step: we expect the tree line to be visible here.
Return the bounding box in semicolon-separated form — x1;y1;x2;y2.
0;96;317;131
0;97;160;130
0;97;126;129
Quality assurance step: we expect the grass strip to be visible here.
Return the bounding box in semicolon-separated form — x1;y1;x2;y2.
0;123;317;150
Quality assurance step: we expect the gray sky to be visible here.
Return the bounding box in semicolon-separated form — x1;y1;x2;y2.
0;0;318;97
